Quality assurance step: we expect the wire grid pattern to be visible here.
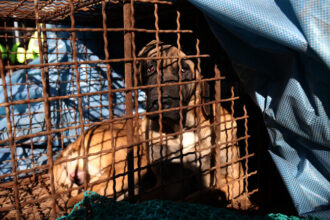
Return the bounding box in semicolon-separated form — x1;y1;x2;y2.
0;0;256;219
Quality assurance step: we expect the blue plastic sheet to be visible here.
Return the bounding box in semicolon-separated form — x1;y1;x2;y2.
0;25;145;179
0;2;329;218
188;0;330;217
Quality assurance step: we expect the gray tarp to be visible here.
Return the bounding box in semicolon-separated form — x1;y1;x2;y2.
188;0;329;218
0;1;328;217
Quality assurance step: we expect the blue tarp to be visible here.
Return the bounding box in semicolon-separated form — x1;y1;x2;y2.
0;25;145;179
0;1;329;218
188;0;329;218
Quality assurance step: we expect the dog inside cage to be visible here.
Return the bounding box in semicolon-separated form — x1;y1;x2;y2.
0;1;276;219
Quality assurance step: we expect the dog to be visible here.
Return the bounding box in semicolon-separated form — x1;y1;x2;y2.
53;119;148;208
137;40;245;205
53;40;246;209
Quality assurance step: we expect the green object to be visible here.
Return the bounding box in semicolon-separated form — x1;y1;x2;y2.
2;24;43;64
16;47;27;64
9;42;20;64
57;191;316;220
0;44;8;60
17;47;35;64
27;29;43;59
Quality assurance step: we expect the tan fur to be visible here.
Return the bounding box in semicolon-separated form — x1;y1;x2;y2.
54;40;246;209
53;120;148;207
138;40;245;204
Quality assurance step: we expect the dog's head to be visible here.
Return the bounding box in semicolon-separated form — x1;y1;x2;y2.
137;40;200;124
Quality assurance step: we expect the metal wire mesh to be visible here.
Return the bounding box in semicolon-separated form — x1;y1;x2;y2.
0;1;261;219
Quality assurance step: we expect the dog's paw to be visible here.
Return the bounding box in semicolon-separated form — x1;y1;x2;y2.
184;188;228;208
67;193;85;210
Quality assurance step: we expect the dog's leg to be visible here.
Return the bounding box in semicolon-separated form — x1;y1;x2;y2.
65;176;124;208
217;109;249;208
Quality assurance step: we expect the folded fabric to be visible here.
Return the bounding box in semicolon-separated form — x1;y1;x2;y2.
188;0;330;217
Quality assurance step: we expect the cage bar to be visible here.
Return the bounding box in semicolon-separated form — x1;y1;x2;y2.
0;1;263;218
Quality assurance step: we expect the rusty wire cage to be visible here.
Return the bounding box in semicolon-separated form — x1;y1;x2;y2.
0;0;274;219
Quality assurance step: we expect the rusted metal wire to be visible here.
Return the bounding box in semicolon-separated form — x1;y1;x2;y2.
0;23;21;220
0;1;172;23
3;54;209;72
176;9;186;200
230;86;236;205
0;96;240;148
0;26;194;34
101;0;118;200
130;0;145;200
153;2;166;198
34;1;57;217
123;0;135;202
0;0;259;218
214;64;222;190
0;0;109;22
25;21;37;182
68;2;89;209
0;116;249;174
243;105;250;209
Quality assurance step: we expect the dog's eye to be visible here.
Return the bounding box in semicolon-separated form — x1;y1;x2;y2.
180;62;190;74
181;67;188;74
147;65;155;74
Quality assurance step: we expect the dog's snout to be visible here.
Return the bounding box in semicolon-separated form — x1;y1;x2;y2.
147;101;158;112
162;103;170;109
161;97;172;109
148;96;174;111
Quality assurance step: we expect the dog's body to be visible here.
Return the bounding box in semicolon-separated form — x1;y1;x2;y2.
53;119;148;207
54;40;245;209
138;41;244;203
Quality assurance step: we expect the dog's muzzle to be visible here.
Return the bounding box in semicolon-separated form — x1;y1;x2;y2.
146;95;182;122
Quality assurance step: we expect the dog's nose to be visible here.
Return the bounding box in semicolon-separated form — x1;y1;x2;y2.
161;97;173;109
162;103;170;109
148;97;172;111
69;170;85;186
147;100;158;112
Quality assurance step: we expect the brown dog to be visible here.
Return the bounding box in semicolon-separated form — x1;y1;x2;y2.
54;40;246;209
53;119;148;208
137;40;245;205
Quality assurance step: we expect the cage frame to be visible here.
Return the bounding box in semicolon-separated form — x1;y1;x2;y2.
0;0;263;219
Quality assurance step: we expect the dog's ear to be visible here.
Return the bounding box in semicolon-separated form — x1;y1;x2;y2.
136;40;165;85
135;57;144;86
138;40;164;58
201;80;212;119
